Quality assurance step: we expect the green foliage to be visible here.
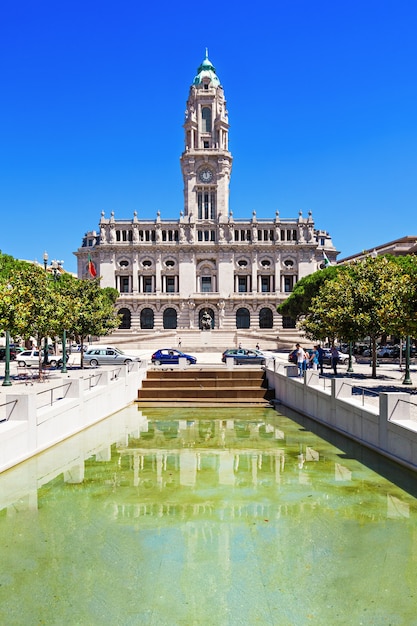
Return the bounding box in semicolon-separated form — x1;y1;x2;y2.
301;256;413;377
0;252;121;370
277;265;343;320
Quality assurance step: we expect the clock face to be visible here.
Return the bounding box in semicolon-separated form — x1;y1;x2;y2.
199;168;213;183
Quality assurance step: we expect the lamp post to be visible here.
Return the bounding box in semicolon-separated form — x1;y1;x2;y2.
61;329;67;374
403;335;412;385
2;330;12;387
347;341;354;373
43;253;66;371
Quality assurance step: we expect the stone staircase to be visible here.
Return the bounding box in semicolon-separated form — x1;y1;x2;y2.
101;328;303;352
136;367;274;407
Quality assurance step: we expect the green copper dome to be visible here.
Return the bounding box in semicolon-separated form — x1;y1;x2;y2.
193;49;221;87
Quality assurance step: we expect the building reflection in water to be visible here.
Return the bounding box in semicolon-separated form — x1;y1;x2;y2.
0;407;415;528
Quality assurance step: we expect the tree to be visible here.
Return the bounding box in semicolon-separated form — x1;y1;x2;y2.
277;265;343;322
58;277;120;368
0;252;121;372
301;256;410;377
0;262;62;375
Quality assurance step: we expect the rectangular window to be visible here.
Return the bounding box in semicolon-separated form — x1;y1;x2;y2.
261;277;270;293
201;277;212;293
284;276;293;293
203;141;209;148
238;277;247;293
166;277;175;293
143;277;152;293
120;277;130;293
210;192;216;220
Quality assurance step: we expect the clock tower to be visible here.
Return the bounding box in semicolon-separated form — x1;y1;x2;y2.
180;51;233;222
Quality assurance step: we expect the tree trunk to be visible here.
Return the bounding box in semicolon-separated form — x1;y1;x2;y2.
80;334;85;369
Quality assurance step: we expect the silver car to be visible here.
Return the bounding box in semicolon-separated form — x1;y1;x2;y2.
83;346;141;367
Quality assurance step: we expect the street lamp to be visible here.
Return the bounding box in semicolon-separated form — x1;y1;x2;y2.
347;341;354;374
43;253;66;371
2;283;14;387
2;330;12;387
403;335;412;385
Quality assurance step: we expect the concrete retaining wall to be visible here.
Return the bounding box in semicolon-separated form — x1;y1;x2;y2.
266;364;417;471
0;363;147;473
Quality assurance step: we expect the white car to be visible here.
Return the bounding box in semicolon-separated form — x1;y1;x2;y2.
83;346;141;367
17;350;62;367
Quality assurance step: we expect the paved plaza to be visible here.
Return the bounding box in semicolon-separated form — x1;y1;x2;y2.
0;350;416;398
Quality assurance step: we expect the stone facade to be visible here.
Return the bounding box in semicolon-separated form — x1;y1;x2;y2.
75;53;338;343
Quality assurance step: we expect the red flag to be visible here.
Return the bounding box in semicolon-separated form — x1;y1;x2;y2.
88;253;97;278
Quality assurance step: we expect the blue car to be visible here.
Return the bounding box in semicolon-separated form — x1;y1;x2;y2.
151;349;197;365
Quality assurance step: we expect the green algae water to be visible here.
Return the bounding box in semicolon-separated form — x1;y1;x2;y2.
1;405;417;626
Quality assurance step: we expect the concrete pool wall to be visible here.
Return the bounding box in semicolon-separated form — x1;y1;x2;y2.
266;363;417;471
0;362;147;473
2;358;417;475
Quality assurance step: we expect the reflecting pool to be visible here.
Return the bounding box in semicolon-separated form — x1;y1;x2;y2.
1;405;417;625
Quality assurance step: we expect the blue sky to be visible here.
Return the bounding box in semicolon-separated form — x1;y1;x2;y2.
1;0;416;273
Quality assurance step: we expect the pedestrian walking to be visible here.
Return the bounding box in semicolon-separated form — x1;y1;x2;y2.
295;343;307;377
310;346;319;371
330;345;339;375
317;345;324;375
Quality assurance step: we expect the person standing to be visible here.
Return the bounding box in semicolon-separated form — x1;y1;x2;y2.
330;345;339;376
310;346;319;371
295;343;306;377
317;345;325;375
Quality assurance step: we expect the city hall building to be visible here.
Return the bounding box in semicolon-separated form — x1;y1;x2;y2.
75;53;338;349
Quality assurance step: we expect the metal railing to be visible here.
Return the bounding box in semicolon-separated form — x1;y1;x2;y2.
36;382;72;410
83;372;103;391
0;398;18;423
389;397;417;425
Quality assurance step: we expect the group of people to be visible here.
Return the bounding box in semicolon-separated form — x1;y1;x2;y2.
293;343;339;377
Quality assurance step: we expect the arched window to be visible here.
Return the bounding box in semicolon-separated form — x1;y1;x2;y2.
140;308;154;329
118;308;131;329
202;107;212;132
259;308;273;329
163;307;177;329
282;316;296;329
236;307;250;329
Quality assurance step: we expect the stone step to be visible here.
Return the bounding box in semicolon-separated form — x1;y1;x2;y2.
137;388;271;400
146;368;265;380
141;380;266;389
136;366;273;406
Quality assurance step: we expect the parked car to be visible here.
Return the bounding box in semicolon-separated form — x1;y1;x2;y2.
377;346;397;358
221;348;265;365
151;349;197;365
0;346;24;360
83;346;141;367
16;350;67;367
322;349;356;366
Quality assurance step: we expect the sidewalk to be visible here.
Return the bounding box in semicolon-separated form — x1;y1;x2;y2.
0;350;416;397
